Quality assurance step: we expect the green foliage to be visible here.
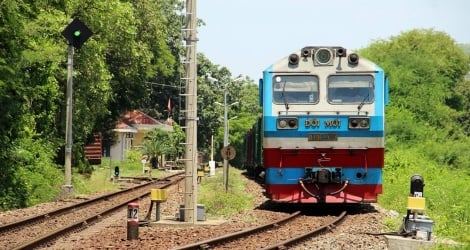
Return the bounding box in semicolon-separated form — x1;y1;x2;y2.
1;136;62;210
198;167;253;216
0;0;186;209
73;158;170;195
125;149;144;163
361;29;470;170
364;29;470;245
380;149;470;245
195;54;261;164
141;124;185;161
362;29;469;130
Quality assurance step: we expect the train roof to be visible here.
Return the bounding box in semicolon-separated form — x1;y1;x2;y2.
264;46;383;75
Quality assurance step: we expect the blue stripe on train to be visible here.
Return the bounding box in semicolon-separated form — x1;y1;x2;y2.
374;66;385;117
264;115;384;132
262;66;274;115
265;167;382;185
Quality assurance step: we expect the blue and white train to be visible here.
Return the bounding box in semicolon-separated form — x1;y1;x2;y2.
245;46;388;204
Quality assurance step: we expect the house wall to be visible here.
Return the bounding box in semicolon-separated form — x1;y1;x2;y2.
110;133;134;161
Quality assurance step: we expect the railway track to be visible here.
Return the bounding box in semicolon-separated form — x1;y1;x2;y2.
172;210;347;250
0;172;184;250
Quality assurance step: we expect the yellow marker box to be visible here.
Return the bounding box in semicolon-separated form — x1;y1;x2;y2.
407;196;426;211
150;189;168;202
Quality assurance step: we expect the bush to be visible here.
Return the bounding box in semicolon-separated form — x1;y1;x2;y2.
380;148;470;245
0;137;62;210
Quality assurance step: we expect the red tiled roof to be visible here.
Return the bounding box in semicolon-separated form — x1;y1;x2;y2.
122;110;161;125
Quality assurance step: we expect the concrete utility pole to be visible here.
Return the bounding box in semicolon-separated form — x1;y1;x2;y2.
183;0;198;224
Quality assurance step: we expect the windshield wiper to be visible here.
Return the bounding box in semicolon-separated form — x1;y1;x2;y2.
281;81;289;114
357;93;370;114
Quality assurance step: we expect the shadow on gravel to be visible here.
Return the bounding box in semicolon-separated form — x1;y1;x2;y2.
255;200;379;217
242;171;380;217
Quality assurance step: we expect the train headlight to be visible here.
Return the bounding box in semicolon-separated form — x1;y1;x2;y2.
348;117;369;129
314;48;334;65
277;117;298;129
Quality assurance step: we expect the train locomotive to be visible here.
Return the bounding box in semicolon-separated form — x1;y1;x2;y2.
245;46;388;204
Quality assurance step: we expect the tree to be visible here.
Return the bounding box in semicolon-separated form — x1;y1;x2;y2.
360;29;470;130
360;29;470;169
0;0;187;209
141;124;185;166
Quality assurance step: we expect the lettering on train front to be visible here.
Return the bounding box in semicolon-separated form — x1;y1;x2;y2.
324;119;341;127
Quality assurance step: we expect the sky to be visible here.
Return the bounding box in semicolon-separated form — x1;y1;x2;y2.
196;0;470;81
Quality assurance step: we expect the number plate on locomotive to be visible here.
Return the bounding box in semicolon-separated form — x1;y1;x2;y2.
308;133;337;141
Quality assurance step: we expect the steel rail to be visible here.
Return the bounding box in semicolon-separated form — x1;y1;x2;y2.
260;210;347;250
171;211;301;250
8;173;184;250
0;172;181;234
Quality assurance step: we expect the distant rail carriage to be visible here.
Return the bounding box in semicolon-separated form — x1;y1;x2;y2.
244;46;388;204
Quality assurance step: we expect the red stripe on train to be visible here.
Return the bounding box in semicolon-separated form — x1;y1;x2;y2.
263;148;384;168
266;184;382;203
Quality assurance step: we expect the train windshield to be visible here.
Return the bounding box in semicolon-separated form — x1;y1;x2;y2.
272;75;319;104
327;75;374;104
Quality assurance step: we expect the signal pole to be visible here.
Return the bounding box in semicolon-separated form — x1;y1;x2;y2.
61;18;92;196
63;43;74;194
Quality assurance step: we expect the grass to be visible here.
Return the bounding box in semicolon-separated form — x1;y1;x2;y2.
73;156;255;220
198;167;255;217
379;149;470;248
73;156;169;195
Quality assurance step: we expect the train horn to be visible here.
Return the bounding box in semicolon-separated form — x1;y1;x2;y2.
288;53;299;65
301;48;311;57
348;53;359;65
336;48;346;57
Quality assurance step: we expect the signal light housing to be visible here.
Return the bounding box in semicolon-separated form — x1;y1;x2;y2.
114;166;120;177
62;18;93;49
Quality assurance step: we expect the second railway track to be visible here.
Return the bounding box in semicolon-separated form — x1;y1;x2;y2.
0;172;184;250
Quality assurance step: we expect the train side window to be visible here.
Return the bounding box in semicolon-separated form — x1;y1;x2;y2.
272;75;319;104
327;75;374;104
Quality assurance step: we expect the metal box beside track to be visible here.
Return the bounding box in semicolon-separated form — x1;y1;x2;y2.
179;204;206;221
404;214;434;240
